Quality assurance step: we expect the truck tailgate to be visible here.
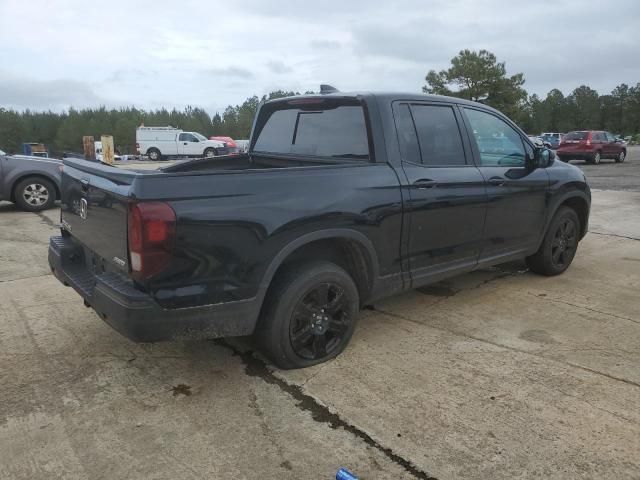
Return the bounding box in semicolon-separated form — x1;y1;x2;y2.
60;159;135;273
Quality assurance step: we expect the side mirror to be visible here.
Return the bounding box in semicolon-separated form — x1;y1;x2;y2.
532;147;554;169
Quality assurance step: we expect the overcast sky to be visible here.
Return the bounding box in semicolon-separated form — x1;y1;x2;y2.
1;0;638;114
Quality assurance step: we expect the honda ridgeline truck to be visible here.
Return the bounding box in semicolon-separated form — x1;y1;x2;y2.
49;88;591;369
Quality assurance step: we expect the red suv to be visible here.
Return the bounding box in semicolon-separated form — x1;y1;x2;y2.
557;131;627;164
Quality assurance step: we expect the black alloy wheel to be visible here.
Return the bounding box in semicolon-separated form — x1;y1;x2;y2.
289;282;352;360
550;216;578;270
255;261;360;369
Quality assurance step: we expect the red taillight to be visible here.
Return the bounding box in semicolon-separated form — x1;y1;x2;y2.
585;133;592;146
127;202;176;281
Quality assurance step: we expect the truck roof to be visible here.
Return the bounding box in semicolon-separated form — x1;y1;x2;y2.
264;91;498;111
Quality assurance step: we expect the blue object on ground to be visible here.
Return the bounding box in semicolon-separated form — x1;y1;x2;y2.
336;467;359;480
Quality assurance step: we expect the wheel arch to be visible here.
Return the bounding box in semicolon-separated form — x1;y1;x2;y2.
10;173;60;202
544;192;590;244
257;229;380;310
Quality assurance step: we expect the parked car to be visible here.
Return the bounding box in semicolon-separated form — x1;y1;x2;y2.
0;149;61;211
528;136;551;149
209;136;240;155
557;130;627;164
541;132;563;149
136;126;225;161
49;89;590;369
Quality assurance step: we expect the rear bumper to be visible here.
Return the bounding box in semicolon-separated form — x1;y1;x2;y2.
557;151;595;160
48;235;260;342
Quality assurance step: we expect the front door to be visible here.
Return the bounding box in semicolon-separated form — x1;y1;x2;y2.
604;132;621;158
178;133;200;156
461;107;549;263
394;102;487;286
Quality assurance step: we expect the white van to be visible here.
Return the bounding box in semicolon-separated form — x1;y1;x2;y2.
136;126;225;161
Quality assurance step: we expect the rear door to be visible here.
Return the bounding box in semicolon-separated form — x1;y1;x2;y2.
393;102;487;285
461;107;549;262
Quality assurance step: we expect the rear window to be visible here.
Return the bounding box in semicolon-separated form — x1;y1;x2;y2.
564;131;588;141
253;100;369;160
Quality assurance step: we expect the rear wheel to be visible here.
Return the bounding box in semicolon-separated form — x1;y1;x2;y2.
526;206;580;276
615;150;626;163
147;148;161;161
255;261;360;369
589;151;601;164
13;177;56;212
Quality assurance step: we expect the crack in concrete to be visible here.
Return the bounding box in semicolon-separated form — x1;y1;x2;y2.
589;231;640;242
370;307;640;390
0;273;53;283
526;291;640;326
36;211;59;229
215;339;438;480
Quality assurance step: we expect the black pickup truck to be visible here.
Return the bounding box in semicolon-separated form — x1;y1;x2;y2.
49;90;590;369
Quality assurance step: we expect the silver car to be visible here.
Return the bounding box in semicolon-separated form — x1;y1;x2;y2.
0;148;62;211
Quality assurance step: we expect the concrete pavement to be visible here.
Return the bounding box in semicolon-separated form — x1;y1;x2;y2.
0;151;639;479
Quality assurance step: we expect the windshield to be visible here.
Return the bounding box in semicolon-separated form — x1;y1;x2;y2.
0;148;5;155
193;132;207;141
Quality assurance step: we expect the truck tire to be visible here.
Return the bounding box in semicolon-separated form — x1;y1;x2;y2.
13;177;56;212
203;147;217;158
615;150;626;163
526;206;580;276
147;148;162;161
255;261;360;369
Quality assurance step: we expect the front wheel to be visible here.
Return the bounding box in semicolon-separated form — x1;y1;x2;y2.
13;177;56;212
255;261;360;369
203;147;217;158
615;150;626;163
526;206;580;276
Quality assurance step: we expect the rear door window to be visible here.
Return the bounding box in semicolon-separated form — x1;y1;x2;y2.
564;131;588;141
409;104;467;166
253;101;370;160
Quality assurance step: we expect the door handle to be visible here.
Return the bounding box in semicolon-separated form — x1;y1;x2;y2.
488;177;506;186
413;179;437;189
183;142;188;145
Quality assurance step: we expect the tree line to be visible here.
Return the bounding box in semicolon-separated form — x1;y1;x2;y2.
1;49;639;156
423;49;640;139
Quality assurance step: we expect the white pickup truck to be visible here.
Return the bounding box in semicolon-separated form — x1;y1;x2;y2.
136;126;226;161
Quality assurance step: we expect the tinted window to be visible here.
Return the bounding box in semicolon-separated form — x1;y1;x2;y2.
464;108;525;167
564;131;588;141
593;132;606;141
394;104;421;163
410;105;466;166
254;104;369;159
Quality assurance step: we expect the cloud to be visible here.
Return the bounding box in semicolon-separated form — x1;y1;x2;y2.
0;72;104;110
266;60;292;74
0;0;638;113
204;67;255;79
